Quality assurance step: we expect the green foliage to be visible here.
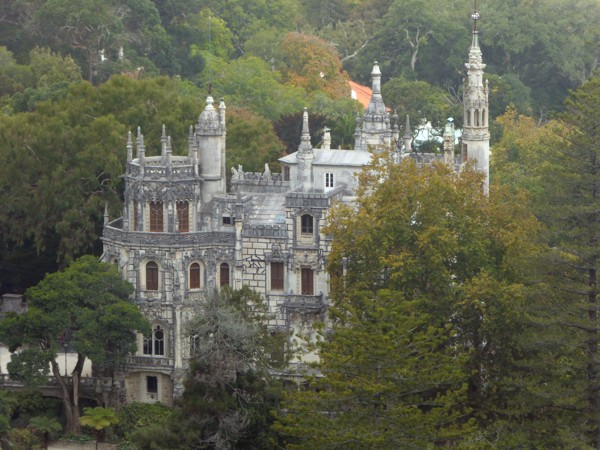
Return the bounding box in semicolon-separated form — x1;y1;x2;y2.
28;416;62;450
0;256;149;434
209;55;305;120
6;427;40;450
520;75;600;447
277;156;541;447
225;108;285;173
81;407;118;450
80;407;118;431
114;402;171;442
382;76;461;131
131;287;286;449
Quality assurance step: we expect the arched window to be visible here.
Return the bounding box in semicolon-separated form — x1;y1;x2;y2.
220;263;230;287
475;109;480;127
143;325;165;356
301;214;313;234
146;261;159;291
177;201;189;232
189;262;201;289
149;201;163;232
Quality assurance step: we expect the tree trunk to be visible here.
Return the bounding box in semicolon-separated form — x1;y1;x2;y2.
50;360;80;435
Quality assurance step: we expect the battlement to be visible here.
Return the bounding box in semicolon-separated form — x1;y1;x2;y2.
231;167;290;194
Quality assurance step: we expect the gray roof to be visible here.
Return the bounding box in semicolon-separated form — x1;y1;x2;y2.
279;149;372;167
246;193;287;225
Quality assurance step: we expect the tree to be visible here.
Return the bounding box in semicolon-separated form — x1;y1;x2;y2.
225;107;285;174
523;75;600;447
28;416;62;450
208;55;305;120
0;256;150;435
277;156;540;447
382;76;462;131
132;287;286;449
277;33;350;100
80;407;119;450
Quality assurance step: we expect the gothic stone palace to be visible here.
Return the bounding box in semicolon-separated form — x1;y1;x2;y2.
101;21;490;405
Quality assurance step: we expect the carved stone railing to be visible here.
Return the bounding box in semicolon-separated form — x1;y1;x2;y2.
103;227;235;247
232;172;290;194
242;224;287;238
0;374;123;392
126;356;174;369
269;293;326;313
127;158;200;181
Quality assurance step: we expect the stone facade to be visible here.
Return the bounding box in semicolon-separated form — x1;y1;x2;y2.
101;20;489;405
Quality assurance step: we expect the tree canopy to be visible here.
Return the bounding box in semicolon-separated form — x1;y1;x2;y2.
276;156;541;446
0;256;150;435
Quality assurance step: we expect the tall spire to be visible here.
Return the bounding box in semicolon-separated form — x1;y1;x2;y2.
402;115;412;152
462;0;490;192
471;0;480;49
299;107;312;152
126;130;133;162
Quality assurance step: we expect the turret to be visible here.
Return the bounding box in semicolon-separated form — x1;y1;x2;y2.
297;108;314;191
443;118;455;166
197;96;226;203
402;115;412;153
462;5;490;191
355;62;393;152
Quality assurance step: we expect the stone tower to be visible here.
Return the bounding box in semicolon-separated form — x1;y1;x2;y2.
462;7;490;191
296;108;314;191
354;62;393;152
197;96;227;204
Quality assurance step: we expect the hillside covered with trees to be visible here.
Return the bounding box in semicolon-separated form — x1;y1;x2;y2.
0;0;598;292
1;1;600;448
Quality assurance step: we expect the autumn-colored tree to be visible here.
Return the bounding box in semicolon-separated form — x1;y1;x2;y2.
277;32;350;100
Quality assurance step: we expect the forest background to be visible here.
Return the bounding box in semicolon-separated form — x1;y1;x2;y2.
1;1;600;448
0;0;598;291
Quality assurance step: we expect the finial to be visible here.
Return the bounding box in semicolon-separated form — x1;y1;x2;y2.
104;202;109;225
302;107;309;135
471;0;480;47
472;0;479;31
403;115;411;139
299;107;312;152
126;130;133;162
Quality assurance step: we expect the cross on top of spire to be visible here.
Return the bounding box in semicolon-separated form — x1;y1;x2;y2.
472;0;480;33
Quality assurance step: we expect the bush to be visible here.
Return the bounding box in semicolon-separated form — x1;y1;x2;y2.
114;402;171;442
8;428;41;450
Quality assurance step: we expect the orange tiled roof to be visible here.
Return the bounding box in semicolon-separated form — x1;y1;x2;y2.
349;80;372;109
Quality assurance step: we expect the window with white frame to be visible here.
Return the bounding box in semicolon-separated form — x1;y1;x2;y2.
325;172;334;190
